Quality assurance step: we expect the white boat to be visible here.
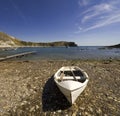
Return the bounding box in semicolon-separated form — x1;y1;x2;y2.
54;66;89;104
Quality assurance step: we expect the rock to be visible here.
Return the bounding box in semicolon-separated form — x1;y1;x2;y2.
84;112;89;115
30;106;35;112
76;112;81;116
89;107;93;112
96;108;102;114
79;107;85;111
65;114;68;116
21;101;27;106
72;112;77;116
107;96;113;100
0;60;120;115
57;110;62;113
35;105;39;110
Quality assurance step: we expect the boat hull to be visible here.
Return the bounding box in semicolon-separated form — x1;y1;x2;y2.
55;80;88;104
54;66;89;104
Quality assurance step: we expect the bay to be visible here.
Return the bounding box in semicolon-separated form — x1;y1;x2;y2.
0;46;120;60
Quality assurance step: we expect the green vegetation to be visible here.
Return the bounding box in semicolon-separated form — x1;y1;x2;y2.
18;41;77;47
0;32;77;47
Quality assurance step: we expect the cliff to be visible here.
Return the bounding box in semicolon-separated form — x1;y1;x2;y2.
0;32;77;47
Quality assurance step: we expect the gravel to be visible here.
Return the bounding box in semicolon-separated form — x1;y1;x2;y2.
0;59;120;115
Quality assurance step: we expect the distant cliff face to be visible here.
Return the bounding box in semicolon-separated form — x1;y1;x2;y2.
0;32;16;47
0;32;24;47
0;32;77;47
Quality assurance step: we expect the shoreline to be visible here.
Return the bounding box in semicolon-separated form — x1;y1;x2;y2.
0;59;120;115
0;46;120;62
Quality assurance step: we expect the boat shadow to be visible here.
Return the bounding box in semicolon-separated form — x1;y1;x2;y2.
42;75;71;112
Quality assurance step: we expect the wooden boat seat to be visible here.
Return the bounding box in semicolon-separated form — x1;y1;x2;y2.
61;76;80;80
59;76;86;83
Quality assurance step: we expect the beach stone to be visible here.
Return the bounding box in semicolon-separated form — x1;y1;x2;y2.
79;107;85;111
35;105;39;109
76;112;81;116
104;114;108;116
57;110;62;113
89;107;93;112
30;106;35;112
85;112;89;115
72;112;77;116
0;60;120;115
96;108;102;114
65;114;69;116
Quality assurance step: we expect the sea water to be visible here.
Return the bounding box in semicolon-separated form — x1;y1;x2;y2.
0;46;120;60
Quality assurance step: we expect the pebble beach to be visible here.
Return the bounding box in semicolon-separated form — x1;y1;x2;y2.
0;59;120;116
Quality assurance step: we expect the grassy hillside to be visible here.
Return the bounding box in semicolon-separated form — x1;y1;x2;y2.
0;32;23;46
0;32;77;47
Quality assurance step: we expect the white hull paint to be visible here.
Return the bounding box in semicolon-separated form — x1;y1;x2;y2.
71;83;87;104
56;80;88;104
54;66;89;104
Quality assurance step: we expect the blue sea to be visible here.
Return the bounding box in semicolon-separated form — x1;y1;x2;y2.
0;46;120;60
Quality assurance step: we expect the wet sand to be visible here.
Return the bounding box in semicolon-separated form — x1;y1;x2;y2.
0;60;120;116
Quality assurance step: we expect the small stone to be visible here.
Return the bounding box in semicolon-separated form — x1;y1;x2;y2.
104;114;107;116
79;107;85;111
118;100;120;103
65;114;68;116
30;106;35;112
35;77;39;79
96;108;102;114
36;105;39;109
72;112;77;116
85;112;89;115
76;112;81;116
108;96;113;100
57;110;62;113
21;101;27;106
89;107;93;112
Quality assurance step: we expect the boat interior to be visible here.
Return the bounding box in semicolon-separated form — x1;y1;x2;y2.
57;69;87;83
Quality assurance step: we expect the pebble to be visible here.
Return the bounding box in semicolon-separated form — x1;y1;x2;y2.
0;60;119;115
76;112;81;116
35;105;39;109
57;110;62;113
89;107;93;112
96;108;102;114
30;107;35;112
65;114;68;116
79;107;85;111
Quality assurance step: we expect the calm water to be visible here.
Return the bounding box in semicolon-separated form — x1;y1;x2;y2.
0;46;120;60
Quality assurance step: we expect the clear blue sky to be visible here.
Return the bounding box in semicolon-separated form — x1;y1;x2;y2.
0;0;120;45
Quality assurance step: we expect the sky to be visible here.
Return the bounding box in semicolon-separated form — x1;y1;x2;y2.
0;0;120;46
